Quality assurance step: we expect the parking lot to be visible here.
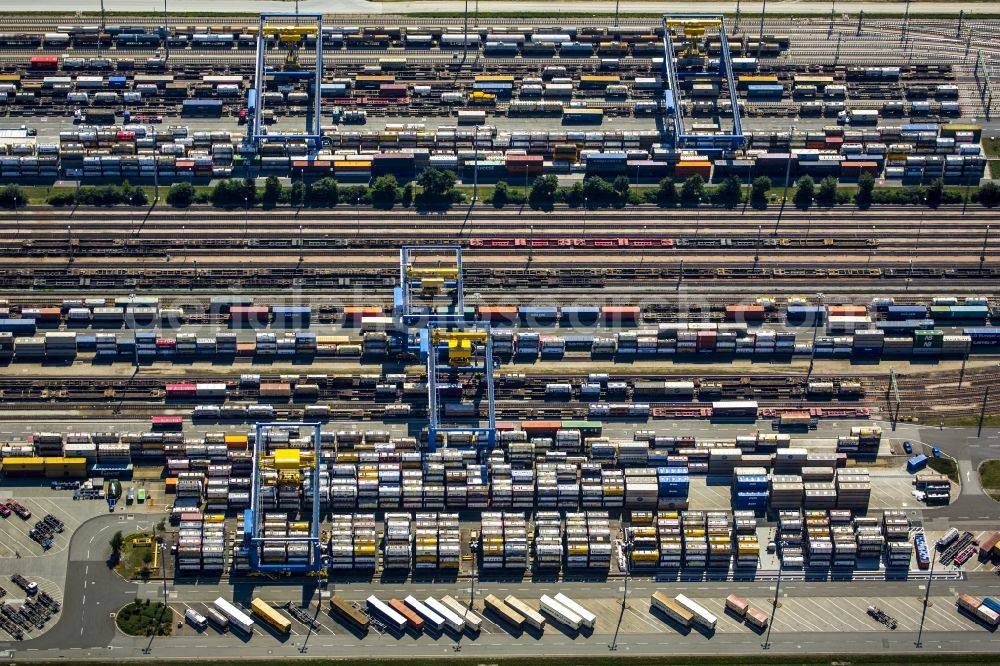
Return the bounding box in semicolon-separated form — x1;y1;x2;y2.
155;587;985;648
923;529;1000;574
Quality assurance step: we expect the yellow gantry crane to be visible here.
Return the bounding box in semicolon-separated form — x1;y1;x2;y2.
430;329;488;365
405;262;460;294
259;448;317;486
274;27;318;70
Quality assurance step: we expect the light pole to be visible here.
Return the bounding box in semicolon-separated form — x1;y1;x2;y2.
981;224;991;264
583;196;588;233
609;533;631;651
915;544;937;647
757;0;767;61
762;551;783;649
755;224;762;263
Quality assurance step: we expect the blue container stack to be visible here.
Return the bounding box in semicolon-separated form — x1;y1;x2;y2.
656;466;690;501
733;471;770;510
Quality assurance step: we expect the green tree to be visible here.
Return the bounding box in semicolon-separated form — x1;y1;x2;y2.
305;177;338;207
655;177;678;207
142;550;154;565
856;172;875;209
211;179;251;208
491;180;509;208
289;180;305;207
978;181;1000;208
925;177;944;208
416;167;457;206
815;176;839;207
166;182;195;208
612;175;630;207
243;177;257;204
713;176;742;209
680;174;704;207
0;184;27;208
750;176;771;210
110;530;124;553
793;175;815;210
262;176;282;208
401;182;414;207
528;174;559;211
582;176;617;207
370;175;400;209
562;181;584;208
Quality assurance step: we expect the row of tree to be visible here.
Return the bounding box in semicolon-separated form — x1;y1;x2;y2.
1;172;997;210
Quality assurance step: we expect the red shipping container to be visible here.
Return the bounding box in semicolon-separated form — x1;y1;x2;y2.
521;420;563;434
726;305;766;321
828;305;867;317
230;305;270;321
30;56;59;70
165;383;197;396
602;306;640;321
378;83;408;98
841;160;879;175
344;306;382;321
477;306;518;322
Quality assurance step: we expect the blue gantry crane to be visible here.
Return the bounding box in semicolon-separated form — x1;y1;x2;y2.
245;422;324;573
661;14;745;152
394;245;496;454
246;13;324;155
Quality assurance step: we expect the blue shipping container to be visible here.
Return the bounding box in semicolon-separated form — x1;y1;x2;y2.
0;319;37;335
907;454;929;473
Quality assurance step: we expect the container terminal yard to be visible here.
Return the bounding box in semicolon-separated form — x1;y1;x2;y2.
0;6;999;665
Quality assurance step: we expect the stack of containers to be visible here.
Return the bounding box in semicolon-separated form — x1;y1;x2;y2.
586;511;612;569
176;511;205;574
353;513;378;569
656;466;690;508
44;331;77;358
804;478;837;509
706;511;733;568
602;468;625;508
627;513;658;570
402;467;423;509
770;474;804;508
708;448;742;475
732;510;760;567
851;426;881;455
503;512;528;570
530;465;553;509
378;461;401;508
260;512;288;566
556;463;580;509
625;468;658;508
467;464;489;509
854;515;884;560
330;464;359;509
534;512;563;569
565;512;591;569
414;512;439;570
581;464;603;508
836;468;872;509
682;511;707;567
733;467;769;510
329;514;355;570
481;511;505;569
881;511;910;542
383;513;412;569
915;471;951;503
805;511;832;566
830;518;858;567
778;510;805;566
657;511;683;568
490;461;512;508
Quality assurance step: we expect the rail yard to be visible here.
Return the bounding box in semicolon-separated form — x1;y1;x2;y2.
0;6;998;665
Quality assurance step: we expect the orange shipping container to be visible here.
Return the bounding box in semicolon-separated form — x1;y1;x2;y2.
236;342;256;356
726;305;766;321
477;306;518;321
828;305;867;317
344;306;382;321
603;306;640;321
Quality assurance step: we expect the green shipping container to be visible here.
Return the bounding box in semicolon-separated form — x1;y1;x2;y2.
914;329;944;348
561;420;603;435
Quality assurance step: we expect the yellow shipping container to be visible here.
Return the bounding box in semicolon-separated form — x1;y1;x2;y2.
4;457;45;470
225;434;248;448
204;513;226;523
316;335;350;345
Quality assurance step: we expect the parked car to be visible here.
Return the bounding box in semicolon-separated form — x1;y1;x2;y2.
903;441;913;454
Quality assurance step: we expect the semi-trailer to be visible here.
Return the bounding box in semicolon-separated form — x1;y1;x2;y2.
504;595;546;630
204;607;230;631
250;597;291;635
404;595;446;632
651;591;694;627
957;593;1000;627
674;594;718;631
212;597;255;634
440;595;483;633
424;596;466;633
746;607;770;629
331;595;370;633
365;595;407;633
389;598;425;631
725;594;750;617
185;608;208;630
553;593;597;630
539;594;583;630
485;594;525;630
